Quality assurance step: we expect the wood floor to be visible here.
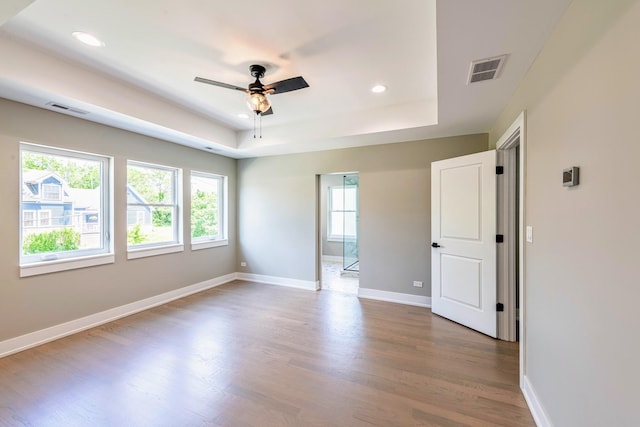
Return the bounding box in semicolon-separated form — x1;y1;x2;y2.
0;281;535;427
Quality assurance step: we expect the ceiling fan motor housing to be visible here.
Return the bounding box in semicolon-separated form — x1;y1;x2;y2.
249;64;266;79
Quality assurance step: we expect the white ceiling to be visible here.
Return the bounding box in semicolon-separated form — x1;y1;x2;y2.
0;0;571;158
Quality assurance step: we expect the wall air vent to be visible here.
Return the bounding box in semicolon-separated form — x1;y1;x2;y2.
45;102;89;115
467;55;507;84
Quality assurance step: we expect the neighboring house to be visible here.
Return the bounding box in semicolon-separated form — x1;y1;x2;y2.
22;170;150;235
126;186;152;230
68;187;101;233
21;170;73;231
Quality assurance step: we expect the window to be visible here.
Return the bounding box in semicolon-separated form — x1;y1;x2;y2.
38;210;51;227
127;160;182;258
23;210;36;228
328;186;357;240
190;171;227;249
20;143;113;276
42;183;62;201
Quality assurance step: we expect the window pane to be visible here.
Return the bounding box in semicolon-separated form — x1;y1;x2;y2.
331;188;344;210
330;212;344;236
344;187;357;211
126;206;175;245
21;145;107;262
127;163;174;205
127;161;180;249
191;173;220;240
343;211;357;237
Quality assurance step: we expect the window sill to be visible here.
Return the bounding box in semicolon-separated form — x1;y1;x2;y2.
191;239;228;251
127;244;184;260
20;253;115;278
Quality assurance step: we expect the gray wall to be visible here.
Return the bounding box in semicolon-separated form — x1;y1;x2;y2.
491;0;640;425
237;135;487;296
0;98;237;341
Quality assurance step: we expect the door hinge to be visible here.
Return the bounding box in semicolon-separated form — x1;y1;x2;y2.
496;303;504;312
496;166;504;175
496;234;504;243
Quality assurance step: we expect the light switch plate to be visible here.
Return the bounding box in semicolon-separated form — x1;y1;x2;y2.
526;226;533;243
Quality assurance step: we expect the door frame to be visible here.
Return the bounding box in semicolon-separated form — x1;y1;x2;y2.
496;111;526;388
316;172;360;291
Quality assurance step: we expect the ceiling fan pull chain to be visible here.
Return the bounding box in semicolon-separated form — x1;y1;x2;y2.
253;113;256;139
260;113;263;139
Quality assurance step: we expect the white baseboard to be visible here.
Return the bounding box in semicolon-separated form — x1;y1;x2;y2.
0;273;237;358
522;375;553;427
236;273;320;291
358;287;431;308
322;255;343;263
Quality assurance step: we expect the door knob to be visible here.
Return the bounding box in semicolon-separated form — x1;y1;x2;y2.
431;242;441;248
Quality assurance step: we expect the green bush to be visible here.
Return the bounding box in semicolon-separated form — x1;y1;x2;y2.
127;224;147;245
23;228;80;254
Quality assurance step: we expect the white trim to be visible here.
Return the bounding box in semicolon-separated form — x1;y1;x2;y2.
322;255;343;263
236;273;320;291
358;287;431;308
0;273;237;358
496;110;527;388
191;239;228;251
523;376;553;427
127;243;184;259
20;253;115;277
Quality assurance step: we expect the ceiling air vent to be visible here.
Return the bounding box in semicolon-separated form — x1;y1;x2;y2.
46;102;89;115
467;55;506;84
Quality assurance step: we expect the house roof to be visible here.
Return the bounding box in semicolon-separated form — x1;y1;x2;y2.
21;170;71;202
0;0;571;158
68;187;99;210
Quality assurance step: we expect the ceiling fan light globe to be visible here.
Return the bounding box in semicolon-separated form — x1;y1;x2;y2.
246;93;271;114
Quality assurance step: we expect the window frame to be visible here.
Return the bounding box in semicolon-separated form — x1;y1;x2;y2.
19;143;114;277
327;185;358;242
126;160;183;259
190;170;228;250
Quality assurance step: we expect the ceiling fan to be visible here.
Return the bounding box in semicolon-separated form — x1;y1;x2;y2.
194;64;309;116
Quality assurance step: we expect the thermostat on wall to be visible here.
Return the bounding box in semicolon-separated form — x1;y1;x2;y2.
563;167;579;187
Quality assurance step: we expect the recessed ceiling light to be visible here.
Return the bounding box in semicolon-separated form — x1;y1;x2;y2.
371;85;387;93
72;31;104;47
237;113;250;119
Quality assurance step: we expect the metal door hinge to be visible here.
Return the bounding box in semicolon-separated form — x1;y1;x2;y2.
496;166;504;175
496;234;504;243
496;303;504;312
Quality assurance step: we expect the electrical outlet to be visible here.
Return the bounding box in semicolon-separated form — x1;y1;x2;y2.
240;262;247;267
413;281;423;288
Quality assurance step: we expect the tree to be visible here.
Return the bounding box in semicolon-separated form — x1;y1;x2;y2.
127;166;172;204
191;190;218;238
22;152;100;189
127;224;147;245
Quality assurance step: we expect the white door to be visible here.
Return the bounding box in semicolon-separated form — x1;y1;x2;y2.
431;150;497;337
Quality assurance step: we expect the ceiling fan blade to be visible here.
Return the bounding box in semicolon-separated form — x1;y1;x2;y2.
194;77;248;93
262;106;274;116
263;76;309;94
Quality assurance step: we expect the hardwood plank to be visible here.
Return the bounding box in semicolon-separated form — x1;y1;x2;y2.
0;281;534;426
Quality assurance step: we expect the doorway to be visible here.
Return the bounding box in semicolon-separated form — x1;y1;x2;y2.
319;173;359;294
496;111;526;387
